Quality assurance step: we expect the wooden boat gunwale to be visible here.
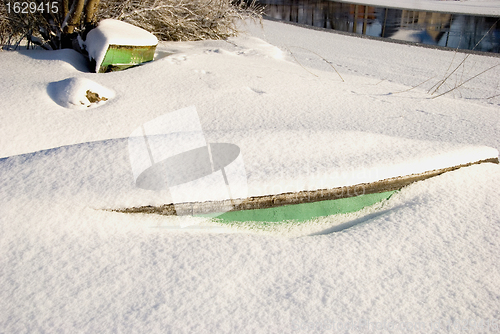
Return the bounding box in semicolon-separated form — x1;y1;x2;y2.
116;157;499;218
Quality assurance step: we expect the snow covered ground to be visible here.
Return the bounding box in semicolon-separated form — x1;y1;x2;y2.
1;14;500;334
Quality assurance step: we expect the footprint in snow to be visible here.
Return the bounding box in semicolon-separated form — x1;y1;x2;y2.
248;87;266;95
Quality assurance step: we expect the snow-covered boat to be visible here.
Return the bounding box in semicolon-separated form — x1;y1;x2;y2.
85;19;158;73
120;157;499;223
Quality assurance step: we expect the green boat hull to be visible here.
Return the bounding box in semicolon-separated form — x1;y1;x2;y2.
97;44;156;73
200;190;396;223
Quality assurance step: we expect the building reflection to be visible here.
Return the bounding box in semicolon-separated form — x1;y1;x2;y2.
259;0;500;53
380;9;452;45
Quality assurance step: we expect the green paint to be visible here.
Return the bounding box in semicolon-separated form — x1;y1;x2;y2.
98;44;156;73
200;191;396;223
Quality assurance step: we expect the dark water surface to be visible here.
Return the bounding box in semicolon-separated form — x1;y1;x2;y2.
258;0;500;53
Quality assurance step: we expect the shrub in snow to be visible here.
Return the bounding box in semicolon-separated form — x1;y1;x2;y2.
0;0;263;50
98;0;263;42
0;0;100;50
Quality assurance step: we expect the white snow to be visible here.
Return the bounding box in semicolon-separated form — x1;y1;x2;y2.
85;19;158;72
1;14;500;333
342;0;500;16
47;77;115;108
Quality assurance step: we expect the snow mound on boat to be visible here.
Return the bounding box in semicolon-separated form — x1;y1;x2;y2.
47;77;115;109
85;19;158;73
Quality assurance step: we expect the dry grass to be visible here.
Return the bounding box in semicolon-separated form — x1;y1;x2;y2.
98;0;263;41
0;4;9;46
0;1;63;49
0;0;263;49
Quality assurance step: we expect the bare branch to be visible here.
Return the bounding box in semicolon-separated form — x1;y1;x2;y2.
64;0;85;34
431;64;500;99
84;0;101;24
1;0;263;49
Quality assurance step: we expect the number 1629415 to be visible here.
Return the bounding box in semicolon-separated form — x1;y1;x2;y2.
5;2;59;14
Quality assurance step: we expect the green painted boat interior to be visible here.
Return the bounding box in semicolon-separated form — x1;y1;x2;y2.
199;190;396;223
99;44;156;73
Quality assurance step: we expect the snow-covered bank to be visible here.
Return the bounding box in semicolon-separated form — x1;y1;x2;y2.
340;0;500;16
2;19;500;158
1;18;500;333
2;163;500;332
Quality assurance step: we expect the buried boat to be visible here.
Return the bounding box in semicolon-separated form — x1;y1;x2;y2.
118;156;498;223
84;19;158;73
119;108;499;224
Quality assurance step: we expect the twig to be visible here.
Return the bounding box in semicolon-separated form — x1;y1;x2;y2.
284;45;318;78
486;93;500;100
430;18;499;96
428;34;462;94
287;45;344;82
431;64;500;99
390;76;436;95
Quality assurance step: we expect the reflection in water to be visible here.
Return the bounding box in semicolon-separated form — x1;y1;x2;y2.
260;0;500;53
